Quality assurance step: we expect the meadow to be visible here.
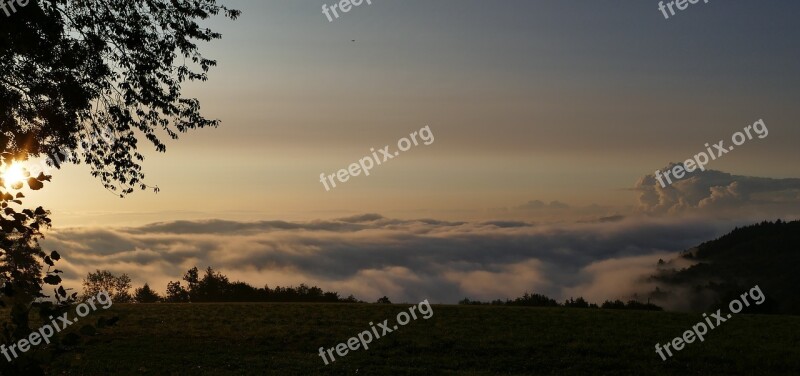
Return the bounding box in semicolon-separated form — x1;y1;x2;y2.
40;303;800;375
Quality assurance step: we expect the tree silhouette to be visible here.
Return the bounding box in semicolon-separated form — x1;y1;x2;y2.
508;292;559;307
167;266;360;303
165;281;190;303
564;297;590;308
194;267;230;302
134;283;162;303
1;0;240;195
82;270;132;303
601;300;626;310
183;266;200;301
0;161;76;374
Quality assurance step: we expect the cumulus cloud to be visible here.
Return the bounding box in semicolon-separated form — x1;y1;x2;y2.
41;215;735;304
635;165;800;217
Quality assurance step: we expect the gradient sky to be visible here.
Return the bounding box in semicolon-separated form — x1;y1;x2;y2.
22;0;800;227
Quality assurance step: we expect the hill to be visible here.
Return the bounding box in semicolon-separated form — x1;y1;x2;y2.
650;219;800;313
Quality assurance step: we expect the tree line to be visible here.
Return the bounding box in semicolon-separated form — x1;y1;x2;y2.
82;268;663;310
82;267;362;304
459;292;663;311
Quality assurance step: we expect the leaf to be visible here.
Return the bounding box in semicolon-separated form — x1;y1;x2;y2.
58;286;67;298
11;182;23;190
50;250;61;261
15;192;24;198
43;275;61;285
27;178;44;190
44;256;54;266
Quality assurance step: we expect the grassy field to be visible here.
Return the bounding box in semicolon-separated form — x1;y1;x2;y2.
35;303;800;375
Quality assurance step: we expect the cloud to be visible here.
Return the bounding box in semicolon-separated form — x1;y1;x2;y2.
635;165;800;217
484;200;630;224
517;200;570;210
41;215;738;305
443;259;549;301
578;215;626;224
562;253;672;304
479;220;532;228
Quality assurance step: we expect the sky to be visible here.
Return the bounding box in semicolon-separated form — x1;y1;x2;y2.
14;1;800;304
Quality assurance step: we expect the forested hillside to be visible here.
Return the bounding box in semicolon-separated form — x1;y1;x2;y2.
651;220;800;314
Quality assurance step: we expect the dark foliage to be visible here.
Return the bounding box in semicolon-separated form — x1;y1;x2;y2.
163;266;362;303
564;297;592;308
601;300;663;311
82;269;132;303
0;161;112;374
650;219;800;314
134;283;162;303
1;0;239;196
459;293;661;311
165;281;190;303
506;292;560;307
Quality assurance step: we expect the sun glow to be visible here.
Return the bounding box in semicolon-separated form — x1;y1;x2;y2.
1;162;27;188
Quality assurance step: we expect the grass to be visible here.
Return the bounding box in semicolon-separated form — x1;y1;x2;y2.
32;303;800;375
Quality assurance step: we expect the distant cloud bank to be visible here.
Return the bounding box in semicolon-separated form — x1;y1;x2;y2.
42;167;800;306
43;215;732;305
